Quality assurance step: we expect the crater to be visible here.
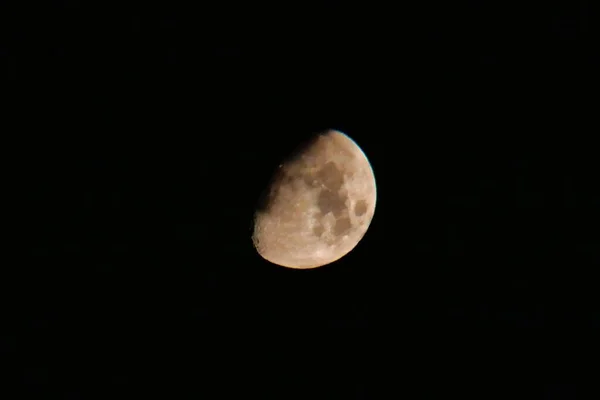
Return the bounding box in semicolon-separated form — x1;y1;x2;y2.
354;200;368;217
333;216;352;236
312;223;325;237
316;161;345;192
317;188;348;217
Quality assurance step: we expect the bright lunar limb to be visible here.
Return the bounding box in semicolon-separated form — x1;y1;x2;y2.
252;129;377;269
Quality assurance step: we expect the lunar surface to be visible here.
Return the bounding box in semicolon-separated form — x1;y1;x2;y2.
252;129;377;269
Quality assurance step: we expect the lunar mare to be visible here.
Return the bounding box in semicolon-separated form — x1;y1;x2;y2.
252;129;377;269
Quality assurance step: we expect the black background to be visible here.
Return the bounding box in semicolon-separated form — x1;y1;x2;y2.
2;1;598;398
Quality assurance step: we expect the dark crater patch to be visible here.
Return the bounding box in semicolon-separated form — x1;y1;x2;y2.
316;161;345;192
314;161;349;219
311;159;356;240
317;189;347;217
354;200;367;217
312;224;325;237
334;216;352;236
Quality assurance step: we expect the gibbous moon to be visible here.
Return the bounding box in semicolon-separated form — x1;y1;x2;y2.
252;129;377;269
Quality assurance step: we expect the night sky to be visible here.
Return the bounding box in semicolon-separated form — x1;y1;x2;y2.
3;1;598;398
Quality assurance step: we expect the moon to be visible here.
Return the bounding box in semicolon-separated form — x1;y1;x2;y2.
252;129;377;269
